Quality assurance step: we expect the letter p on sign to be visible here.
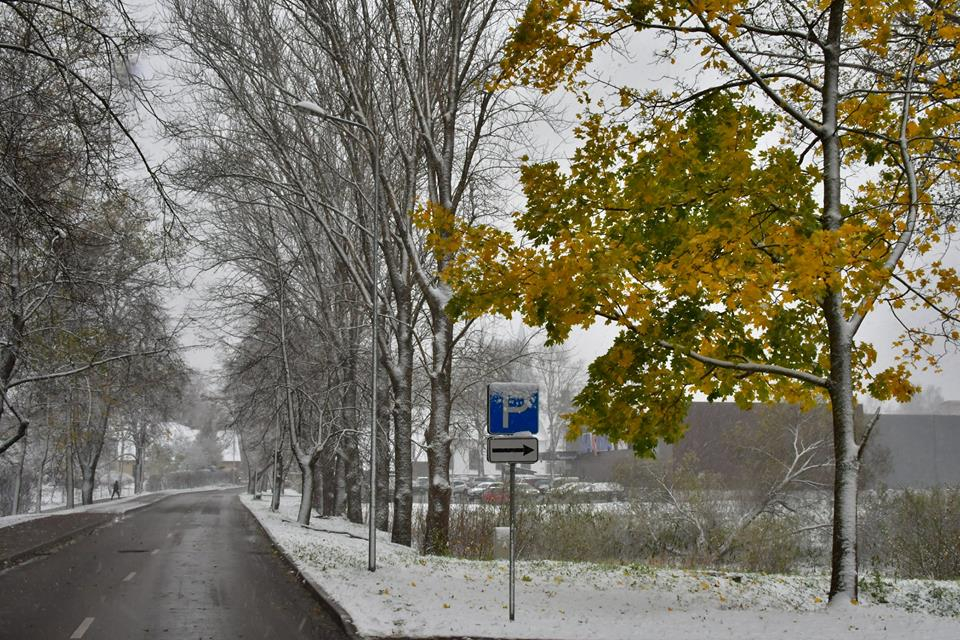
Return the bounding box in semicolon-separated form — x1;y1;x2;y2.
487;383;539;434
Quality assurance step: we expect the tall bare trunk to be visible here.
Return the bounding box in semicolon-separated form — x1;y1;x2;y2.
322;451;338;516
343;430;364;524
36;438;48;512
821;0;858;602
270;449;283;511
826;304;859;602
80;463;96;505
311;463;324;512
133;439;145;494
423;311;453;554
390;290;414;545
297;457;315;525
335;455;348;515
65;444;75;509
12;438;27;514
342;343;364;524
375;373;390;532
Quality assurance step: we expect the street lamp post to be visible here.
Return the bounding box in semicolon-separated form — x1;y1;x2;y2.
294;100;379;572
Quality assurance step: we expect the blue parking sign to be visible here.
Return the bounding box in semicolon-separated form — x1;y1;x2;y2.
487;383;539;434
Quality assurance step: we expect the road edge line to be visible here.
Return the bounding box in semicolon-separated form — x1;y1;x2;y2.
237;495;365;640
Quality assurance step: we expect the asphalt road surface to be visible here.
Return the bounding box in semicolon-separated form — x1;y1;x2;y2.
0;490;350;640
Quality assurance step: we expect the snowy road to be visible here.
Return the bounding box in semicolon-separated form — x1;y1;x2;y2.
0;490;350;640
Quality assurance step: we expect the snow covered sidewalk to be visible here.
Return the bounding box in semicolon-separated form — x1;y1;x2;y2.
243;494;960;640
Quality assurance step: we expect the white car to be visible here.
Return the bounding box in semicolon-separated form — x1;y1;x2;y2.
466;481;500;500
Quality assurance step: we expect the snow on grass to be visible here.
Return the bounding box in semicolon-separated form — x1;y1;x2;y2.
243;494;960;639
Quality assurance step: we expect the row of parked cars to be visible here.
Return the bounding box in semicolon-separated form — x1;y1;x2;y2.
412;475;626;504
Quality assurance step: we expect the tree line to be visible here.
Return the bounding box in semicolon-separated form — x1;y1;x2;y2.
0;1;185;512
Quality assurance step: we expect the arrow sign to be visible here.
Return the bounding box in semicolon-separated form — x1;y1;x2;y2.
493;444;534;455
486;436;538;464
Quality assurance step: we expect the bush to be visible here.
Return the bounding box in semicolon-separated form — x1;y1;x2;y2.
861;487;960;579
730;513;823;574
416;486;960;580
428;499;818;574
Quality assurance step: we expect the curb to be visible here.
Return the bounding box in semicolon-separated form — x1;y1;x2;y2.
238;496;365;640
0;493;175;570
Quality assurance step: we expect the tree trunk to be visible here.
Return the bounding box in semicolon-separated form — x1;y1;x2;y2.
342;343;364;524
311;463;324;512
335;455;348;515
296;456;315;525
343;431;364;524
376;375;390;532
12;437;27;514
80;463;96;505
821;1;858;603
391;302;414;545
240;434;253;494
270;450;283;511
423;311;454;555
322;451;338;516
36;440;48;513
77;406;109;506
65;445;75;509
827;321;859;603
133;439;145;494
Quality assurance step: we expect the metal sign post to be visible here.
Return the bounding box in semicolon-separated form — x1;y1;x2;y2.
485;382;539;622
509;462;516;621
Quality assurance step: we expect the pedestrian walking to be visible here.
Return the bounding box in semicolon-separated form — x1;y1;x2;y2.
111;480;121;499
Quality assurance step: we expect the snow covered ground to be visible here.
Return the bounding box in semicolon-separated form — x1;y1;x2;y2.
0;484;241;530
243;494;960;639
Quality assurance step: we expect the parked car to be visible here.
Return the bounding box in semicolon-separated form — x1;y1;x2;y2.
586;482;626;502
466;481;500;500
481;482;540;504
532;476;580;494
519;475;550;491
477;482;504;503
549;481;625;503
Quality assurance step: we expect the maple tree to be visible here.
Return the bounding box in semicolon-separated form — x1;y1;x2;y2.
446;0;960;601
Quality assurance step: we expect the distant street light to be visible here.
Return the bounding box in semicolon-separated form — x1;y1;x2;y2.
293;100;380;572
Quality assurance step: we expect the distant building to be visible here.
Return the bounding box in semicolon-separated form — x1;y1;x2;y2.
868;413;960;488
564;402;960;489
570;432;616;454
935;401;960;415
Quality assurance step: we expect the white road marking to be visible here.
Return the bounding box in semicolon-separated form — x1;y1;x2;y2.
123;572;136;582
151;549;159;555
166;532;173;538
70;617;94;639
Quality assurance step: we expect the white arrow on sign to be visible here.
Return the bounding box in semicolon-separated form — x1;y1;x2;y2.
486;436;539;464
